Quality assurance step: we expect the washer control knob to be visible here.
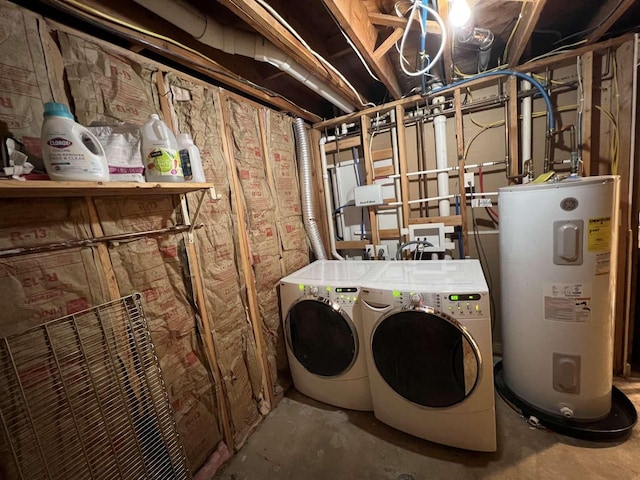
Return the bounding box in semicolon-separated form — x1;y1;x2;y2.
410;293;423;305
309;286;319;296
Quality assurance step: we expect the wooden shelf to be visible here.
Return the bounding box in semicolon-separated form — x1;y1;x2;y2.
0;180;215;198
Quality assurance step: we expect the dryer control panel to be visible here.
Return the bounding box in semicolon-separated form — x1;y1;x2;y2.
299;285;360;306
392;290;490;317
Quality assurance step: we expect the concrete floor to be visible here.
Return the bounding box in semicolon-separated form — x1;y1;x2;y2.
217;377;640;480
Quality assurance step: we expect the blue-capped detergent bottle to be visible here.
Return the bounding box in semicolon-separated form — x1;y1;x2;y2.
41;102;109;181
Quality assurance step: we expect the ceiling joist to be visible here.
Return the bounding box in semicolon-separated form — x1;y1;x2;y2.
217;0;366;108
322;0;403;99
585;0;636;45
368;12;442;34
506;0;547;67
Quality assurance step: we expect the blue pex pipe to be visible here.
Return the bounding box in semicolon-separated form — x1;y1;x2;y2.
432;70;555;131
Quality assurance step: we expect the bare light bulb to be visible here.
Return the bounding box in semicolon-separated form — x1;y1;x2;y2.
449;0;471;27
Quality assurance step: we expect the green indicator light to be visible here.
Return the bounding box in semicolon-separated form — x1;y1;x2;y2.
299;284;305;291
451;295;459;301
393;290;401;298
326;286;331;292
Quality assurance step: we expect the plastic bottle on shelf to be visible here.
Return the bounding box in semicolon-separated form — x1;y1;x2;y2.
41;102;109;181
177;133;206;183
141;114;184;182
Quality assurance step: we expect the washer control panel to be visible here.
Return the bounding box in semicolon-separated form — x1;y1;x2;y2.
299;284;359;306
392;291;489;318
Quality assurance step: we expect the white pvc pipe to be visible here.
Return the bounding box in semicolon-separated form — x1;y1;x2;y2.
132;0;355;112
390;110;404;237
320;136;344;260
388;160;505;179
433;109;450;216
521;79;532;181
388;191;498;207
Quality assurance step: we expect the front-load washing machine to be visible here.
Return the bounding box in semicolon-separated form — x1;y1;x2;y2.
279;260;384;411
360;260;496;451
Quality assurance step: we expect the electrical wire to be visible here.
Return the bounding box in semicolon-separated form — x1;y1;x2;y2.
396;240;435;260
612;52;620;175
596;105;620;175
469;192;496;329
322;2;380;82
503;1;526;64
523;39;588;64
552;0;627;45
254;0;375;108
478;166;499;223
398;2;447;77
58;0;317;116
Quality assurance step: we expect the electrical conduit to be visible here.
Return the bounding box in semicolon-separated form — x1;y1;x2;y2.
132;0;355;112
294;118;327;260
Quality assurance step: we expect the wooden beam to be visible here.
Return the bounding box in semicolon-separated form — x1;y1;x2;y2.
506;0;547;66
373;28;404;61
324;136;362;153
335;240;368;249
372;148;393;161
436;0;453;84
216;0;365;108
361;114;380;247
453;89;469;256
219;93;275;411
612;39;635;374
396;105;411;240
156;74;235;448
313;35;634;130
580;52;602;176
379;228;401;239
585;0;636;45
368;12;442;34
86;199;121;301
323;0;403;98
409;215;463;227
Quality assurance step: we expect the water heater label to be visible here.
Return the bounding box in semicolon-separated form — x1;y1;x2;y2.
595;252;611;275
543;283;592;323
587;217;611;252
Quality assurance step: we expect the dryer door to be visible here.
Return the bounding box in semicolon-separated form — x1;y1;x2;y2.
371;305;481;408
286;297;357;377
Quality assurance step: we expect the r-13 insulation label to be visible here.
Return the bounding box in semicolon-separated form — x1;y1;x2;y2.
543;283;592;323
588;217;611;252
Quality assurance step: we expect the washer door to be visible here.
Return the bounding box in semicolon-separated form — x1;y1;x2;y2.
371;305;481;408
286;297;357;377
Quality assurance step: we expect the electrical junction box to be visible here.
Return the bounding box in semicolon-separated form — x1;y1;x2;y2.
354;184;384;207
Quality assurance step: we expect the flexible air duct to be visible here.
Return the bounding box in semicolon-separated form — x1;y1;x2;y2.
294;118;327;260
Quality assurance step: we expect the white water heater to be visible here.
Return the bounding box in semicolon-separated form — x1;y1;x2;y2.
499;175;620;420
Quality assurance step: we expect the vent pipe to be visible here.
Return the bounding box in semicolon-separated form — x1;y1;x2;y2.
294;118;327;260
132;0;356;112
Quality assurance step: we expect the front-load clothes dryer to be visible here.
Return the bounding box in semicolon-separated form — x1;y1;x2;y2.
360;260;496;451
279;260;384;411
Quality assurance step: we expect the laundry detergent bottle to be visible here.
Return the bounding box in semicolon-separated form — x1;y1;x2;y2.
177;133;206;183
142;114;184;182
41;102;109;181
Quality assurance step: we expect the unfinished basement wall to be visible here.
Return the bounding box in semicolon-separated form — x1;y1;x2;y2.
0;1;310;474
314;39;636;369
